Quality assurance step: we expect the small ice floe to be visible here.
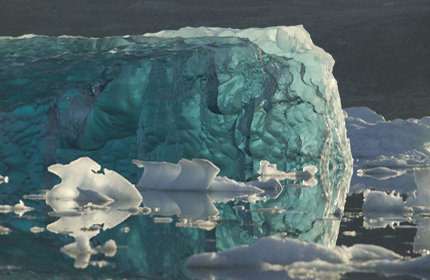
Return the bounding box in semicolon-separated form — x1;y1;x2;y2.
0;200;34;216
60;235;117;269
342;231;357;237
23;192;47;200
44;157;142;243
46;157;142;206
176;219;217;231
185;235;430;279
30;226;45;233
258;160;318;187
248;205;285;214
48;210;85;217
0;225;11;235
186;236;401;269
133;158;282;194
357;166;405;180
121;227;130;233
117;206;152;215
153;217;173;223
89;260;112;268
232;205;245;211
0;175;9;185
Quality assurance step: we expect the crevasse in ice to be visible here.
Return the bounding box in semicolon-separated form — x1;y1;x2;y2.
0;26;352;256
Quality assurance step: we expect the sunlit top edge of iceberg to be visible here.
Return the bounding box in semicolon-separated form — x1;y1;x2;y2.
1;25;328;60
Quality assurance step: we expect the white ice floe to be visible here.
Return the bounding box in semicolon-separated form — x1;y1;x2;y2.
30;226;45;233
362;166;430;254
345;107;430;167
47;157;142;204
186;235;430;279
133;158;282;193
356;166;405;180
258;160;318;187
0;225;11;235
0;200;34;216
45;157;142;241
186;236;400;268
0;175;8;184
60;235;117;269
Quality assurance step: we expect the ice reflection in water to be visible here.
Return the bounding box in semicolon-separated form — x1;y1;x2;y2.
0;155;354;279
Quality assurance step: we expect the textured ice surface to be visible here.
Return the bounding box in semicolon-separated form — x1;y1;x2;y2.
345;107;430;166
45;157;142;240
186;235;430;279
134;158;278;193
0;26;352;254
0;26;351;179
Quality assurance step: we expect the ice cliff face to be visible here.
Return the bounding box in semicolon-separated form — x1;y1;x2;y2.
0;26;352;248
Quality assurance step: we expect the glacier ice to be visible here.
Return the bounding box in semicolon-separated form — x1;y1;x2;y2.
0;26;353;270
0;26;351;181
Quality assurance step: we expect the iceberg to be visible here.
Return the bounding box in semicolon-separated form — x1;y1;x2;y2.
0;26;351;181
0;26;353;274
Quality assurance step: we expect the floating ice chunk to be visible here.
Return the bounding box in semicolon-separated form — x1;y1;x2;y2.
345;107;430;163
0;200;34;216
60;235;117;269
142;190;219;220
176;219;218;231
0;175;8;184
47;157;142;203
208;177;265;193
45;157;142;241
258;160;318;186
0;225;11;235
134;158;281;194
30;226;45;233
362;189;411;214
153;217;173;223
357;166;405;180
186;236;401;268
134;158;219;191
48;210;85;217
96;239;117;257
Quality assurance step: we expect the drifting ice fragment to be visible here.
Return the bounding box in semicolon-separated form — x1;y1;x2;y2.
0;200;34;216
30;226;45;233
60;235;117;269
134;158;282;193
0;225;11;235
0;175;8;184
47;157;141;204
186;235;401;268
258;160;318;187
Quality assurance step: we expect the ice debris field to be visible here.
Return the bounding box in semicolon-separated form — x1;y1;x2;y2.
0;26;429;279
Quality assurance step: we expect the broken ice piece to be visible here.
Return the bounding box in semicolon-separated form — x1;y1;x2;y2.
30;226;45;233
153;217;173;223
0;175;8;184
0;225;11;235
0;200;34;216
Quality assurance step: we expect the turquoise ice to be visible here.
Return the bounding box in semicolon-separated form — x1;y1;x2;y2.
0;27;352;266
